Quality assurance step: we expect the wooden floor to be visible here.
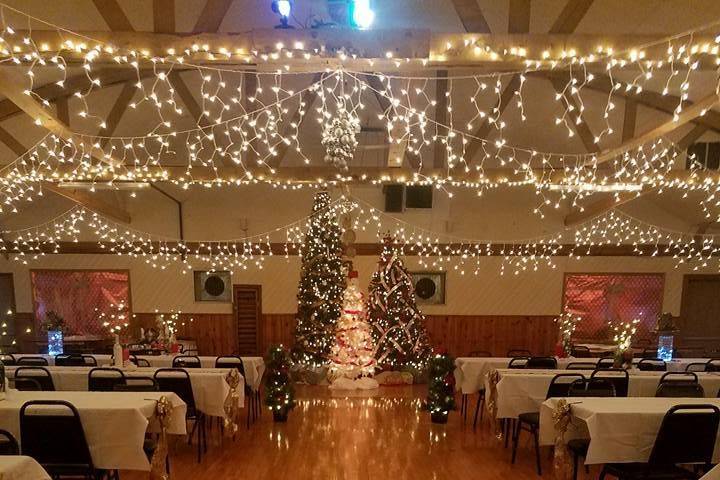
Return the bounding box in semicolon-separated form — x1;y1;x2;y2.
124;385;596;480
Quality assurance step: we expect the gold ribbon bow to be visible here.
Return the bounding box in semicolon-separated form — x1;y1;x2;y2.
486;369;502;439
552;399;573;480
223;368;241;436
150;395;172;480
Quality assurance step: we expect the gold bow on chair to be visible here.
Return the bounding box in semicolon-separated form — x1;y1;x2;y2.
552;399;573;480
486;369;502;439
150;395;172;480
223;368;241;436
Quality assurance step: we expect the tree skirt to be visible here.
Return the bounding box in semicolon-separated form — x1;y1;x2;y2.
329;376;380;390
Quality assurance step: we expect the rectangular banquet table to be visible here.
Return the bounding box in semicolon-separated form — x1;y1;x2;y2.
0;390;186;471
6;365;242;418
454;356;713;394
12;354;265;391
539;397;720;464
0;455;51;480
491;368;720;419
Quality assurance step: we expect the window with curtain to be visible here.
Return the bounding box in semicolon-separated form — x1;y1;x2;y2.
31;270;130;337
562;273;664;343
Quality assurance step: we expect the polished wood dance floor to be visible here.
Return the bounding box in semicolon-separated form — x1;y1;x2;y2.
125;385;589;480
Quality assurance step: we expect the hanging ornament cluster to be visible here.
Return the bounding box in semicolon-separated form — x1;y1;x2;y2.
322;102;359;171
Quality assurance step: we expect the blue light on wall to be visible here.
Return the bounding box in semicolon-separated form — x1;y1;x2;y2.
657;334;674;362
48;330;64;356
350;0;374;29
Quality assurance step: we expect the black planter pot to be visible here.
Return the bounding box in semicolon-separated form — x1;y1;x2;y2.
431;411;448;424
273;410;289;422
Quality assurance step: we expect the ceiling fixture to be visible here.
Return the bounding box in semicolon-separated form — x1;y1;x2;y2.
271;0;293;29
350;0;374;29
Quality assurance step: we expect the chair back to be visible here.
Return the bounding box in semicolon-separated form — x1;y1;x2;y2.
568;378;616;397
467;350;492;358
526;357;558;369
706;359;720;372
659;372;698;385
20;400;95;475
14;367;54;391
55;354;97;367
566;362;597;370
172;355;201;369
637;358;667;371
129;355;151;367
154;368;197;415
215;355;245;376
507;349;531;358
507;357;529;369
655;382;705;398
647;404;720;466
13;377;42;391
88;367;126;392
596;357;615;369
0;429;18;455
113;376;158;392
686;362;707;373
546;374;585;398
641;348;659;359
16;356;48;366
590;368;629;397
0;354;16;366
570;346;591;358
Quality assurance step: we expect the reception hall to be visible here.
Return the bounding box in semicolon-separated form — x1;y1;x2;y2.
0;0;720;479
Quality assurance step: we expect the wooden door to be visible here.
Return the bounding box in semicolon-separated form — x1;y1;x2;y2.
233;285;262;355
679;275;720;353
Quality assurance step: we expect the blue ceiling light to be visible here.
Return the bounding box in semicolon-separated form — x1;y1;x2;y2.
271;0;293;29
350;0;374;29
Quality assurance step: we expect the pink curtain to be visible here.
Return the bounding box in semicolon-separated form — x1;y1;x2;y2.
563;274;663;342
31;270;130;337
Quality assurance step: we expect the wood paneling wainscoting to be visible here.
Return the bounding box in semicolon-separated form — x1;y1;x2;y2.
124;313;558;358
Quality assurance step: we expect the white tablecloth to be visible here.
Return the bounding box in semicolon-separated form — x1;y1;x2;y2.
13;354;265;391
0;456;50;480
6;366;240;418
492;368;720;419
454;357;714;394
540;397;720;464
702;463;720;479
0;390;186;471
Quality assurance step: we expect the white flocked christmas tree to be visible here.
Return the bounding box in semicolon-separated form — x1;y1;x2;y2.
328;270;378;389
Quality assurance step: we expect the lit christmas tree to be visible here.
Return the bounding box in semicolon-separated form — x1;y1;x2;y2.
368;236;432;372
328;270;376;381
292;191;346;369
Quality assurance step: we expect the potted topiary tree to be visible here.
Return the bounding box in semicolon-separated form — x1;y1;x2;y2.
426;349;456;424
264;344;296;422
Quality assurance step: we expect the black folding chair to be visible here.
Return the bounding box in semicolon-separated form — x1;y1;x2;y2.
55;354;97;367
0;353;16;365
637;359;667;371
566;362;597;370
591;368;629;397
570;346;591;358
129;355;151;367
20;400;114;479
705;359;720;372
16;356;48;366
154;368;206;462
14;367;54;391
526;357;558;369
596;357;615;369
507;357;529;369
511;374;584;475
686;362;707;373
507;349;532;357
462;351;491;427
113;376;158;392
0;429;18;455
655;372;704;398
172;355;202;369
13;377;42;391
599;404;720;479
215;356;256;428
88;367;126;392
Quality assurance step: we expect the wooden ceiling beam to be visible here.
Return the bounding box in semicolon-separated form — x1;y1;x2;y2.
547;76;599;153
548;0;594;34
91;0;134;31
168;71;204;125
193;0;234;33
621;98;637;142
433;71;448;168
450;0;491;33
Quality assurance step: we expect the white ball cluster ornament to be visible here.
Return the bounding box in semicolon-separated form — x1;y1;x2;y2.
322;106;359;171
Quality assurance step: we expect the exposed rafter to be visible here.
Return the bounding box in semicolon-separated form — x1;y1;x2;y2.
564;123;709;226
168;71;204;125
55;97;70;126
548;0;594;34
433;71;448;168
99;81;137;148
91;0;134;31
621;98;637;142
450;0;491;33
547;76;599;153
193;0;234;33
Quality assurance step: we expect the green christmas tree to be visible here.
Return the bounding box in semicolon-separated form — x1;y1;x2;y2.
368;236;432;371
292;191;346;369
